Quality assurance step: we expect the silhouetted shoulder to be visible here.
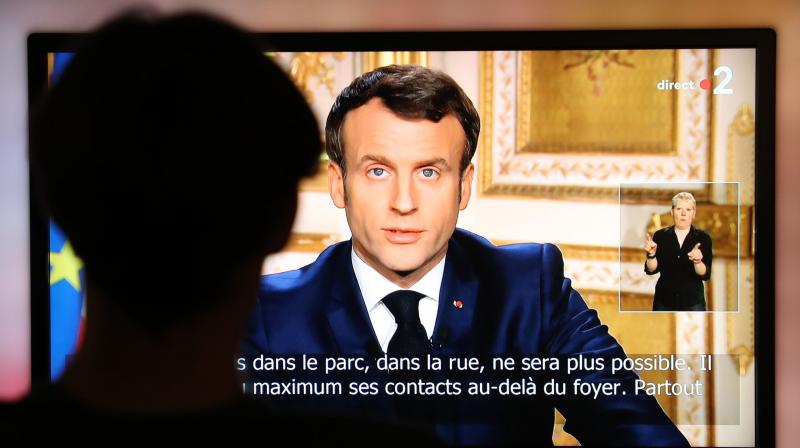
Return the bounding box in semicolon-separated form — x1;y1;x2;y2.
2;383;440;444
259;242;351;295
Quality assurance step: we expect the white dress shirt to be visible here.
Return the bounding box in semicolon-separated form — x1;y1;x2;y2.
351;248;444;353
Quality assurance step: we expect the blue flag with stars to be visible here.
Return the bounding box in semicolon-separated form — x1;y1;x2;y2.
48;52;83;381
49;223;84;381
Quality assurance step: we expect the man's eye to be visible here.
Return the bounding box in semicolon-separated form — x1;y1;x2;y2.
421;168;437;178
370;168;385;177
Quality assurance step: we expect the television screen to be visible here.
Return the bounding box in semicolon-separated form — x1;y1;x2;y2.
28;30;775;446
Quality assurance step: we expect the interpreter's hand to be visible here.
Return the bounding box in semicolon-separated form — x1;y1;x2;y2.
645;233;658;257
687;242;703;264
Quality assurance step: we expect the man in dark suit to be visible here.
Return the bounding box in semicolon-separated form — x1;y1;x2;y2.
245;65;689;446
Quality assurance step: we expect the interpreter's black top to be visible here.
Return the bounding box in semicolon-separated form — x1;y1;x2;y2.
644;225;713;311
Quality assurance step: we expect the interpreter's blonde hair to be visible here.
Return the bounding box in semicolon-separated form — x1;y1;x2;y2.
671;192;696;209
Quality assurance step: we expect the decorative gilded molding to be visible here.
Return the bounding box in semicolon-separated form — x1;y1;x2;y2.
581;289;624;304
621;267;658;289
580;289;655;310
283;52;346;102
493;240;638;262
620;248;646;264
363;52;429;72
567;263;617;288
730;104;755;135
560;244;621;262
727;104;756;206
676;313;711;445
479;50;714;202
727;262;754;375
617;292;654;311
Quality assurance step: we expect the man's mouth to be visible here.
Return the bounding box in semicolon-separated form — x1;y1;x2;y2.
382;228;424;244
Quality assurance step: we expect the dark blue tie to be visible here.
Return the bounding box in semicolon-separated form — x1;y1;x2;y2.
382;290;429;355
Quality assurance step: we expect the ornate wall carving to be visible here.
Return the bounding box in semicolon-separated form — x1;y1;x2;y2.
479;50;714;202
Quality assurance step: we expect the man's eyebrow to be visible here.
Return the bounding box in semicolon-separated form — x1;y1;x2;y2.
359;154;394;166
419;158;450;169
358;155;451;170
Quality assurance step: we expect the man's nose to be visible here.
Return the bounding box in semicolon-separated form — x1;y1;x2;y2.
390;176;417;215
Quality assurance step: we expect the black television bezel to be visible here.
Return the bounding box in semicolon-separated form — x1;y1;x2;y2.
27;28;775;446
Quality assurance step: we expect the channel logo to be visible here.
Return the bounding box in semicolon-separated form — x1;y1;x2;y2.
657;66;733;95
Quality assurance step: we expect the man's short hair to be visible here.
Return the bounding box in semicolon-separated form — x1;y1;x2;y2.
29;12;321;330
325;65;480;176
671;192;697;208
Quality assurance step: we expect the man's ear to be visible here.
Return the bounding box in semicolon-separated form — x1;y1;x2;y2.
328;162;346;209
459;163;474;211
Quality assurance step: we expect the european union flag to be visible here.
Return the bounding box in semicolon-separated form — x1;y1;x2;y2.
49;222;84;381
48;52;83;381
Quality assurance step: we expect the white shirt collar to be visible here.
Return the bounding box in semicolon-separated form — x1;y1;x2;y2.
351;246;445;312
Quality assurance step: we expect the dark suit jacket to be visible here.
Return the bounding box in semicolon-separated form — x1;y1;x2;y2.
244;228;689;446
645;225;713;311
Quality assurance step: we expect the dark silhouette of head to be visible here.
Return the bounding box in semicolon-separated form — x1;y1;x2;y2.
30;11;321;332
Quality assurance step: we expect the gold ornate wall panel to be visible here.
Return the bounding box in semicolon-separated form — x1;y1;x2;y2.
727;104;755;206
286;52;347;102
518;50;679;155
479;50;715;201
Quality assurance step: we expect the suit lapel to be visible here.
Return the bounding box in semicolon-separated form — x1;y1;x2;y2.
324;241;382;356
433;237;479;355
322;242;396;417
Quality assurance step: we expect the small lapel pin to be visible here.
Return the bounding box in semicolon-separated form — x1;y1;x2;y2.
453;299;464;309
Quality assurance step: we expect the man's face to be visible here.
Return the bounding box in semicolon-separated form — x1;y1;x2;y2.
671;199;696;230
329;97;474;282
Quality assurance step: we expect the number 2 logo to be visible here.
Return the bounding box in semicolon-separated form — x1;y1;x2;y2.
713;66;733;95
